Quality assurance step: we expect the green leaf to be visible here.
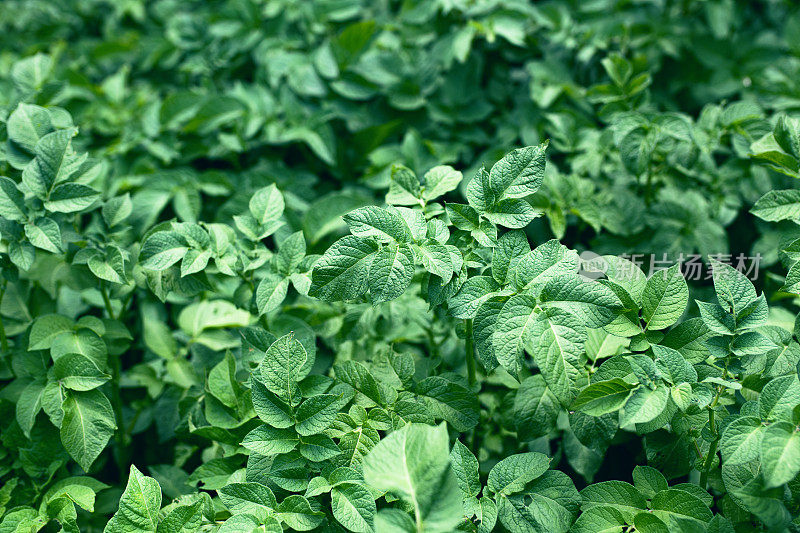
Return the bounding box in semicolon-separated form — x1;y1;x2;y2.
482;198;539;229
642;264;688;330
61;389;116;472
29;314;74;350
422;165;462;201
580;481;646;522
619;386;669;427
156;501;204;533
626;354;660;388
631;466;668;500
309;235;378;301
784;262;800;295
139;232;189;271
413;243;458;283
242;426;298;456
0;176;27;220
334;361;387;407
22;128;86;199
395;207;427;241
760;421;800;488
295;394;341;436
491;230;529;284
487;143;547;200
178;249;210;277
103;194;133;228
249;184;284;225
251;377;294;428
487;452;551;496
276;231;306;275
44;183;100;213
6;103;52;153
256;274;289;315
16;380;45;437
450;440;480;499
9;240;35;270
25;216;62;253
602;255;647;305
513;375;560;440
177;300;250;337
709;258;758;316
331;483;376;533
751;189;800;222
466;167;494;212
538;275;622;328
495;471;578;533
386;165;422;206
343;206;412;243
216;515;262;533
585;329;629;361
571;506;626;533
531;308;587;405
275;495;324;531
493;294;539;377
218;482;276;523
513;240;579;291
142;316;175;359
759;375;800;421
731;331;777;356
572;379;635;416
299;434;341;462
363;423;462;533
368;243;414;303
12;53;53;94
660;318;712;363
88;246;127;284
446;202;480;231
51;328;107;367
448;276;502;319
415;376;479;432
259;333;309;406
104;465;161;533
42;476;110;513
651;345;696;385
774;115;800;156
696;300;735;335
649;489;712;528
54;353;111;391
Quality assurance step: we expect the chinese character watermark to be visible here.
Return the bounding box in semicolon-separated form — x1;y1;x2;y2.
576;252;762;281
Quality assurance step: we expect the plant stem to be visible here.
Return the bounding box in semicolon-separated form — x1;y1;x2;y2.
100;284;115;320
698;424;718;489
465;319;476;387
464;319;482;456
699;386;723;489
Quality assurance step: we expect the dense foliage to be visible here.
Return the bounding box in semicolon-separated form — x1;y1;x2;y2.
3;0;800;531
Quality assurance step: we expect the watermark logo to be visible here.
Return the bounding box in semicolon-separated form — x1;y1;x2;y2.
578;251;609;280
575;252;762;281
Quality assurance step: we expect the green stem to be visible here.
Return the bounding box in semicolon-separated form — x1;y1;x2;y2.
100;284;115;321
0;283;7;353
699;387;723;489
465;319;476;387
698;424;718;489
464;319;481;457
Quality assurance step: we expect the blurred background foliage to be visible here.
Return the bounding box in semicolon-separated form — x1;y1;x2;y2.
0;0;797;267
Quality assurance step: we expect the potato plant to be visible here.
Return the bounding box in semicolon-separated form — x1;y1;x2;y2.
1;1;800;532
